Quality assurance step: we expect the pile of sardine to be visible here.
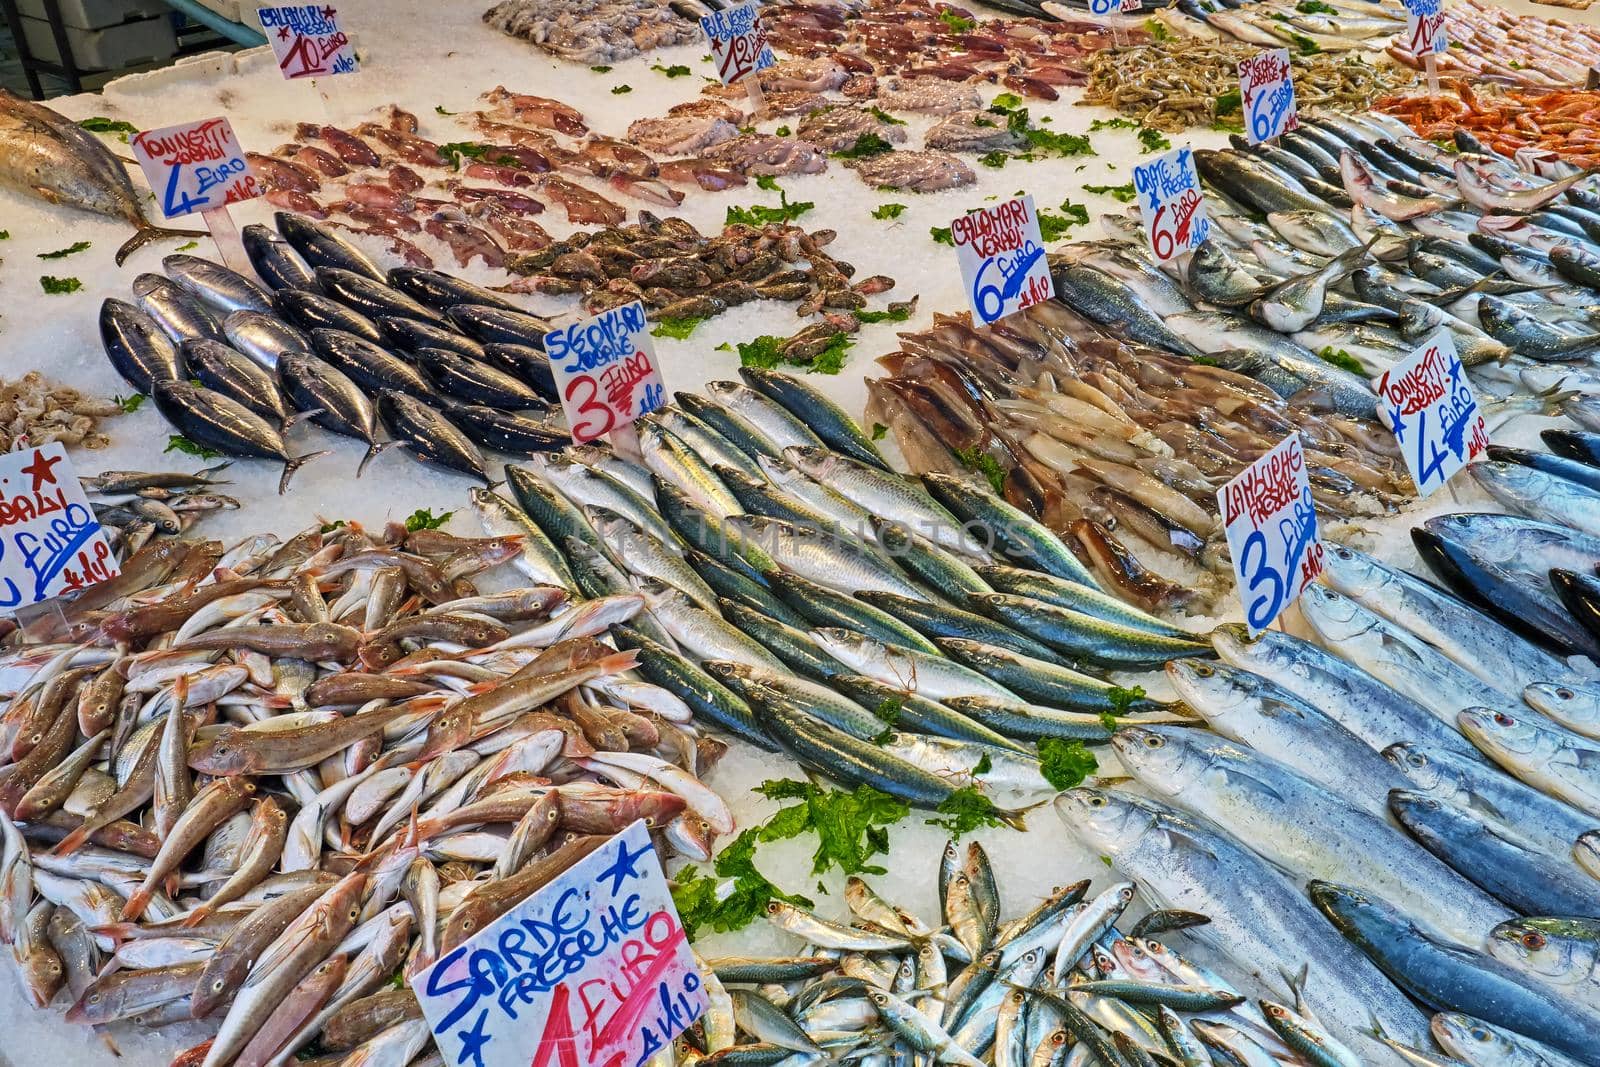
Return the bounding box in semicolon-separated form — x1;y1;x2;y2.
99;210;572;493
0;514;741;1066
83;466;242;558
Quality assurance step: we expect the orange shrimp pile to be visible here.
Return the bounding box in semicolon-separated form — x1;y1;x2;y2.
1376;83;1600;166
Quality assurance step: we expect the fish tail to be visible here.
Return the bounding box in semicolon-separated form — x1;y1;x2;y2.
596;648;641;675
119;887;153;922
115;224;208;267
279;450;332;495
999;809;1028;832
177;904;211;929
51;823;92;856
357;440;402;479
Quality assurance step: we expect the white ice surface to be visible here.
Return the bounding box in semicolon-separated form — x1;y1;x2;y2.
1;0;1596;1061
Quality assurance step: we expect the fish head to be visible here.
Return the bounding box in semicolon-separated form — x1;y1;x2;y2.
1381;742;1450;794
1052;788;1154;856
1109;725;1207;797
1467;460;1541;503
1486;918;1595;985
186;728;258;776
663;815;713;862
1319;544;1388;601
1295;583;1370;643
1456;708;1548;760
1522;681;1600;729
1306;880;1408;946
1162;659;1257;720
1430;1014;1516;1064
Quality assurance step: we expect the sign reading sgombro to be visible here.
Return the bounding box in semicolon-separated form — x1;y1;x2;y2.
701;0;775;86
950;195;1054;326
1375;329;1487;497
1216;433;1322;636
0;444;119;613
130;117;259;218
412;822;706;1067
1238;48;1298;144
544;300;666;444
1132;145;1209;263
258;5;358;79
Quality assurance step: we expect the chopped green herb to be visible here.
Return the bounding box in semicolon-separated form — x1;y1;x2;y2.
1507;59;1522;69
437;142;496;169
1037;199;1090;242
991;92;1024;110
1216;89;1242;115
320;519;348;533
79;116;135;141
1211;119;1246;134
867;105;906;126
872;202;907;220
726;189;814;226
755;174;781;191
39;275;82;295
925;787;1006;838
930;225;954;245
650;315;705;340
871;423;888;441
173;240;199;252
756;778;910;876
986;96;1094;158
652;63;692;77
978;150;1011;169
0;231;8;240
775;125;792;136
701;54;712;61
1145;18;1173;41
1287;31;1321;55
404;508;453;532
37;241;91;260
165;435;222;459
953;446;1005;496
1138;128;1171;153
1108;685;1146;715
589;64;612;72
434;105;454;115
853;305;911;324
1099;709;1119;733
1089;117;1141;131
938;8;976;31
872;697;903;730
1085;182;1137;203
834;132;896;159
1100;854;1114;867
1296;0;1336;11
611;84;632;95
672;829;814;940
973;115;996;128
722;332;850;375
1318;346;1365;374
720;336;780;370
113;394;145;413
809;333;853;375
1190;354;1219;366
1038;737;1099;790
973;752;993;777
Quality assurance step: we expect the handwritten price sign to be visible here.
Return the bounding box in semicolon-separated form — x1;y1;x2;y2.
1403;0;1448;54
259;5;357;79
412;821;705;1067
544;301;666;445
1217;433;1323;637
0;444;119;614
701;0;775;86
130;117;260;218
951;195;1054;326
1375;330;1487;497
1132;145;1210;263
1088;0;1143;14
1239;48;1298;144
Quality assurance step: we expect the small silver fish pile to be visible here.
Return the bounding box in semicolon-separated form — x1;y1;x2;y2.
0;515;737;1067
82;465;242;558
687;841;1360;1067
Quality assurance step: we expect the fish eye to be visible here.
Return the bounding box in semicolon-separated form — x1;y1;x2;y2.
644;817;656;827
1407;753;1426;767
1087;796;1105;808
1334;546;1352;559
1193;664;1213;677
1522;932;1547;950
1493;713;1515;727
765;901;781;914
1558;688;1576;700
870;992;887;1004
1471;1029;1489;1041
461;919;475;931
1143;735;1165;749
1266;1005;1284;1017
349;907;360;921
88;994;100;1003
212;980;224;992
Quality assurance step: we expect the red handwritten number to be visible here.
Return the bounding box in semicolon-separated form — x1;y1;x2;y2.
565;375;617;443
1150;205;1174;261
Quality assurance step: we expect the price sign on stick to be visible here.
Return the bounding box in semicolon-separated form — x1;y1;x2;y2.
544;300;666;446
130;117;259;219
701;1;775;85
1238;48;1298;144
1216;432;1323;636
1132;145;1210;263
950;195;1055;327
1374;329;1488;497
1403;0;1448;55
411;821;706;1067
0;444;119;613
258;5;358;79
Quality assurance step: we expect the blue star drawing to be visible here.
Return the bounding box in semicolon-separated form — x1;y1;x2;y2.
596;836;653;895
456;1009;491;1067
1388;404;1407;443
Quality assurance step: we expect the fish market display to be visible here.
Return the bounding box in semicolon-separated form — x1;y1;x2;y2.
1379;85;1600;168
81;465;242;559
1389;0;1600;87
1189;0;1405;52
481;0;700;63
0;91;204;264
0;514;732;1063
1081;38;1414;132
0;373;122;451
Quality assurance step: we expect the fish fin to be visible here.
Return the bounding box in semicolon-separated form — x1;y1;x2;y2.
177;905;211;929
595;648;641;675
283;408;326;431
51;822;92;856
115;225;208;267
279;450;332;495
119;887;153;922
357;440;403;478
999;809;1028;832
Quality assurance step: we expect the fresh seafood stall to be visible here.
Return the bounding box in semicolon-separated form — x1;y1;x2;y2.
4;0;1600;1065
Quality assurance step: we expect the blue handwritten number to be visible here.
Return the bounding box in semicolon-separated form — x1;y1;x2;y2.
972;258;1004;323
1412;408;1449;491
162;163;206;216
1250;98;1274;143
0;538;18;609
1239;529;1284;632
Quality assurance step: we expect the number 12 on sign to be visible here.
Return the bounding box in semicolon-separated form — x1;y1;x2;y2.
1216;432;1323;636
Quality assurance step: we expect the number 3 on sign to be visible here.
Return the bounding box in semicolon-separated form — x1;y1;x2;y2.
563;375;617;443
1216;432;1322;636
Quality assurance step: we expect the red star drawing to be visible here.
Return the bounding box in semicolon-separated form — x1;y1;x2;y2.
320;5;336;17
278;25;292;38
21;450;60;491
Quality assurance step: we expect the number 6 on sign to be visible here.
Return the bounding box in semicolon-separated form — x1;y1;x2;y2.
1216;433;1323;636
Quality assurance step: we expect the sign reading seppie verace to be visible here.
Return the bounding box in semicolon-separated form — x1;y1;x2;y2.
1403;0;1448;55
1216;432;1323;637
1374;329;1488;497
950;195;1054;326
258;5;358;79
1238;47;1298;144
701;0;776;86
411;821;706;1067
543;300;666;445
0;443;119;613
1132;145;1210;263
130;117;260;218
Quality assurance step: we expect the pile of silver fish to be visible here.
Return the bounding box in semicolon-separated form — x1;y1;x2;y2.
83;466;242;559
0;516;742;1066
99;211;569;493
